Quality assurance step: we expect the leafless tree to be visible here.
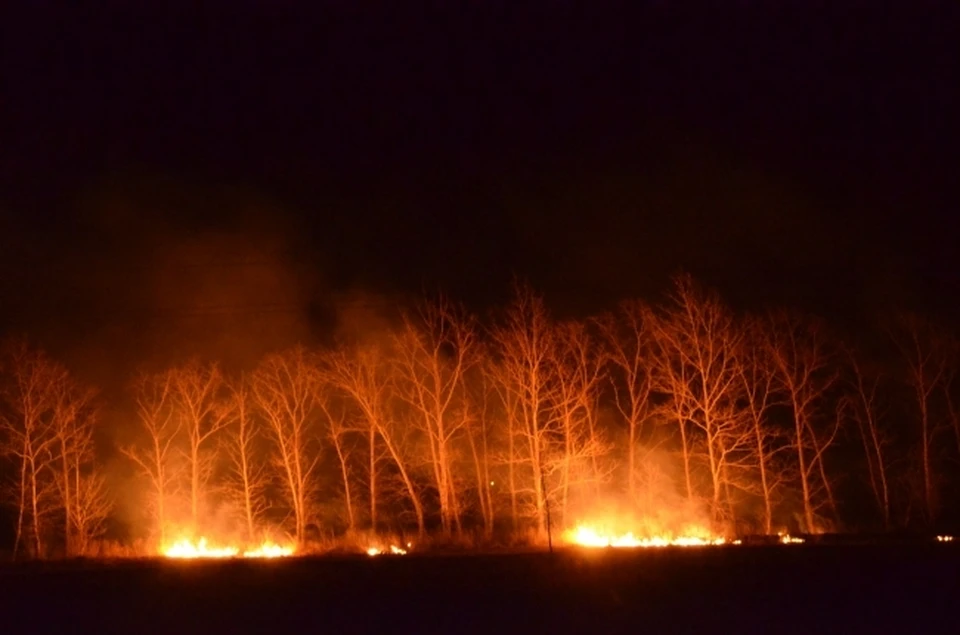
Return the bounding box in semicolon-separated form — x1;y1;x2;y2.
312;368;358;534
736;317;785;534
221;374;270;542
70;469;112;556
392;295;476;536
484;354;521;530
489;281;558;537
121;369;181;545
251;346;323;546
463;361;495;539
329;342;425;537
598;300;655;505
170;359;228;533
889;314;950;524
648;275;751;524
550;319;611;526
0;341;66;559
767;311;839;532
845;351;893;529
50;375;101;555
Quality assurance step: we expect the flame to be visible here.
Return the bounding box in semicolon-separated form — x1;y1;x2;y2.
366;543;409;556
242;541;295;558
563;524;727;548
778;532;804;544
161;537;295;559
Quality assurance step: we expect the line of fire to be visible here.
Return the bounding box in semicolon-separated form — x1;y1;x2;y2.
0;275;957;562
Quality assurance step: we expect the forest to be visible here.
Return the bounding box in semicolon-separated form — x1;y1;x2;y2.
1;274;958;559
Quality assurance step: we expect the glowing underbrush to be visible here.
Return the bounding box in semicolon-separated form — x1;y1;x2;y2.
162;537;296;559
563;524;729;549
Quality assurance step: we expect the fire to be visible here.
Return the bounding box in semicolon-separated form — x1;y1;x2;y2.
366;543;410;556
161;537;295;559
241;541;295;558
936;535;954;543
563;524;727;549
778;532;804;544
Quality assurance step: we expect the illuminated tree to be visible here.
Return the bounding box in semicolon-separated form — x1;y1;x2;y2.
170;359;228;533
121;369;180;545
463;362;495;539
736;317;785;535
489;282;557;537
484;354;522;530
550;319;611;526
889;314;950;524
316;388;358;534
0;341;65;558
69;470;112;556
392;295;477;536
221;374;270;542
648;275;751;525
767;311;839;532
845;352;893;530
251;346;322;546
50;376;103;555
598;300;655;504
329;342;425;537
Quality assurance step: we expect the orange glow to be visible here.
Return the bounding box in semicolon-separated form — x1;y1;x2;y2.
563;523;727;548
936;535;954;543
778;532;804;544
161;537;295;559
366;543;410;556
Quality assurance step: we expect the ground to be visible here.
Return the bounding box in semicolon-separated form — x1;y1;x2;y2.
0;544;956;634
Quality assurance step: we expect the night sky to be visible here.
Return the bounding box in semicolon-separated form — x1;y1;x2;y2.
2;3;958;385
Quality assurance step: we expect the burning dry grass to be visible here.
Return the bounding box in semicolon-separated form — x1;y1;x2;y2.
161;537;295;559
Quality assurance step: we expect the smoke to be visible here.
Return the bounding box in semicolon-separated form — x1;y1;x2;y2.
45;175;325;388
563;445;715;537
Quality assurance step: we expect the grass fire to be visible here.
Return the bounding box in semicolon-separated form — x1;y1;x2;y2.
161;537;295;559
1;277;959;562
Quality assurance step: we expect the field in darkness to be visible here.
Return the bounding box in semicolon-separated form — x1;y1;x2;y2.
1;543;956;634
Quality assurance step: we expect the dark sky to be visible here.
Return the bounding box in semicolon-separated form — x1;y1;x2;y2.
1;2;958;380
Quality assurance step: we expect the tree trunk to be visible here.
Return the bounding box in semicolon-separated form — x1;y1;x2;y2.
332;432;355;533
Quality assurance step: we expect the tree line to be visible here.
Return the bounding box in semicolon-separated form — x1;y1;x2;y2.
2;275;959;558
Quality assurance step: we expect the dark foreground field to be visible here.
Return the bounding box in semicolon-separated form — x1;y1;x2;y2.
1;544;957;634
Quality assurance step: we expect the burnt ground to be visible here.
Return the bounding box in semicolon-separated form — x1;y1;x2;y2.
0;544;957;634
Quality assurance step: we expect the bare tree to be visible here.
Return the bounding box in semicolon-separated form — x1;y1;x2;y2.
329;342;425;537
489;282;558;537
648;275;750;525
169;359;228;533
736;317;784;535
251;347;322;546
121;370;180;545
846;351;893;530
222;374;270;542
70;469;112;556
550;319;611;526
392;295;476;536
0;341;66;559
484;354;522;530
464;361;495;539
889;314;950;524
50;376;99;556
312;367;358;534
767;311;839;532
598;301;655;504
